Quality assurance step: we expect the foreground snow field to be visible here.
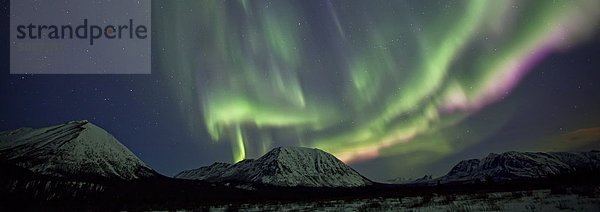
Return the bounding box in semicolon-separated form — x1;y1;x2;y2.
202;189;600;211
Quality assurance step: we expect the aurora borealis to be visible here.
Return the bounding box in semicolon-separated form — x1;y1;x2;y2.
2;0;600;181
155;0;600;166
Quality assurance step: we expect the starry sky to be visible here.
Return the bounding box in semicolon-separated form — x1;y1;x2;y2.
1;0;600;181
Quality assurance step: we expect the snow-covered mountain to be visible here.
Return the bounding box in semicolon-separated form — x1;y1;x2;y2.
0;120;156;180
176;147;373;187
175;162;232;180
438;150;600;183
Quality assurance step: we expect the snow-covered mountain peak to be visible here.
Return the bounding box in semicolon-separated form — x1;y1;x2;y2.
446;159;480;178
176;146;373;187
0;121;156;180
439;150;600;183
67;119;90;124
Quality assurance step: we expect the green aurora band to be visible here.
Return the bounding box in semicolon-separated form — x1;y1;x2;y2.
155;1;600;164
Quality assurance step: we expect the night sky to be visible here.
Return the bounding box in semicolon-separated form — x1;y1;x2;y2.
1;0;600;181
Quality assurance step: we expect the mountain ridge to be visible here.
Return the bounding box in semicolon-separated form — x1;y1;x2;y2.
0;120;157;180
436;150;600;184
176;146;373;187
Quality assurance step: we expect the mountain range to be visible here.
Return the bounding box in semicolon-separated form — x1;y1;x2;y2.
1;120;599;209
418;150;600;185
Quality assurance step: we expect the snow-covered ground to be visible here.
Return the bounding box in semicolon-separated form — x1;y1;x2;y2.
200;189;600;211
